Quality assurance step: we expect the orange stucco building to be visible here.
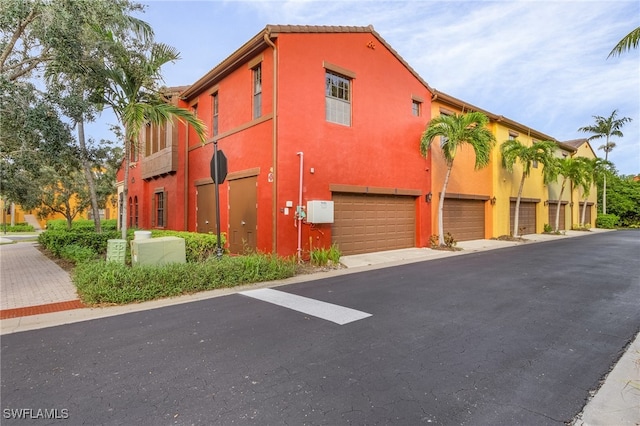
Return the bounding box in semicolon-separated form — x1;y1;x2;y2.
118;24;599;257
119;25;434;256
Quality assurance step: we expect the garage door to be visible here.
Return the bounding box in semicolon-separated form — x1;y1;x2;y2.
548;203;566;230
332;193;415;255
510;201;537;235
443;199;485;241
579;202;592;226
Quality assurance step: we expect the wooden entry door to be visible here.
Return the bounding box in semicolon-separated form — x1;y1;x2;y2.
196;183;217;234
228;176;257;254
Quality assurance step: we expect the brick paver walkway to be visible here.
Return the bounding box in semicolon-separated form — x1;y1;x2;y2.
0;242;83;318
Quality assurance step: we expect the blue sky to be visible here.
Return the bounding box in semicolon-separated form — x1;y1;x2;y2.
89;0;640;175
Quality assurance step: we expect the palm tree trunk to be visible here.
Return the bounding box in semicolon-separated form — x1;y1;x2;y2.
438;164;453;246
602;175;607;215
513;172;526;237
554;179;566;233
580;195;588;227
603;138;609;215
121;139;130;240
77;120;102;233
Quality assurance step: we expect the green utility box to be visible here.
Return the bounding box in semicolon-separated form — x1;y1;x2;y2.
106;239;127;263
130;236;186;266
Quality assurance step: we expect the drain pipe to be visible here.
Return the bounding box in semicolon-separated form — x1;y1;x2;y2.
296;151;304;261
264;30;278;254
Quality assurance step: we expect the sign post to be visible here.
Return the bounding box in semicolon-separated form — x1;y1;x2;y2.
210;142;227;259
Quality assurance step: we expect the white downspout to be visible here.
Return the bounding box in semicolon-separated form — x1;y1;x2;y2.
296;151;304;261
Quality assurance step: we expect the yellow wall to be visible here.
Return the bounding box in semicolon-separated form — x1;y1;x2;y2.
491;126;550;236
571;142;598;227
429;101;494;238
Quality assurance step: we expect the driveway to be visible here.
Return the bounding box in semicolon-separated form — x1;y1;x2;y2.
1;230;638;424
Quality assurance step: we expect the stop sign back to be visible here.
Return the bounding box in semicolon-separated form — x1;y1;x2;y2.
210;149;228;184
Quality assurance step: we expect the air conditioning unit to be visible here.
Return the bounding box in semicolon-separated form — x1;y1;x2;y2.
306;200;334;224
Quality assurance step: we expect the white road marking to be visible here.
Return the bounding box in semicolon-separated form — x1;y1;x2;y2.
239;288;372;325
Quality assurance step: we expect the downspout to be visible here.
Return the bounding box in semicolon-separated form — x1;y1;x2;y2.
296;152;304;261
264;31;278;254
184;121;189;231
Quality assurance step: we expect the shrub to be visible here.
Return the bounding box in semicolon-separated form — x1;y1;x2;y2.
543;223;553;233
310;244;341;266
60;244;98;264
38;230;120;256
596;214;619;229
73;254;296;305
430;233;457;248
0;223;35;232
46;219;117;231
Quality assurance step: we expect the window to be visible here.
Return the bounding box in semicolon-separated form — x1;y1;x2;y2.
212;92;219;136
128;197;133;228
412;100;421;117
153;190;166;228
143;123;169;156
119;193;124;229
325;71;351;126
134;196;139;228
253;65;262;119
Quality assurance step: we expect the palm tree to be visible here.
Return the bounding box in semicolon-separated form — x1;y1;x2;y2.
578;110;632;214
608;26;640;58
545;157;585;233
575;157;612;227
420;112;496;246
98;42;207;239
500;139;556;237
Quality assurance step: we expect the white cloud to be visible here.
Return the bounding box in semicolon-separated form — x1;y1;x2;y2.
92;0;639;174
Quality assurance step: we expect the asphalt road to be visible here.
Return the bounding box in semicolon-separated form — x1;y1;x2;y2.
2;231;639;425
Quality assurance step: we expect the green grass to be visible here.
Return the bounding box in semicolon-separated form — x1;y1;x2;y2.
73;254;296;305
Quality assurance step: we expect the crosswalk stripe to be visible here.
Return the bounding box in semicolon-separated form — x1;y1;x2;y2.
239;288;372;325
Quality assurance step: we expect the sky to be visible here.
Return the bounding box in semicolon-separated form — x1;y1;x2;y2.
88;0;640;175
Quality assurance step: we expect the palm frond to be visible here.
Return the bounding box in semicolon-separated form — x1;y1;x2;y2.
608;26;640;58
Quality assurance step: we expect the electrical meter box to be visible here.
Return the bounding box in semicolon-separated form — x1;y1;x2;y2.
306;200;334;223
130;236;186;266
106;239;127;264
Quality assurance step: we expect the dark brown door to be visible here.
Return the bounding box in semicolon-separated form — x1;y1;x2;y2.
443;199;485;241
196;183;217;234
510;201;537;235
548;203;566;230
332;193;415;255
579;202;592;226
228;176;257;254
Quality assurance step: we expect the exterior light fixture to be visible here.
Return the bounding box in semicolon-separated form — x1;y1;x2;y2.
490;196;497;205
425;192;432;203
544;200;549;206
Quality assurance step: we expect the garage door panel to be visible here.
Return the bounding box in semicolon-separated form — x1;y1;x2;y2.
548;204;566;230
443;199;485;241
510;201;537;235
332;193;416;255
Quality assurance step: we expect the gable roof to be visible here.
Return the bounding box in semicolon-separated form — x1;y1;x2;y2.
180;24;433;100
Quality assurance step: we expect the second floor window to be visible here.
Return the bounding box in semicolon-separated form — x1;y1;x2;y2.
212;92;219;136
253;65;262;119
412;100;421;117
326;71;351;126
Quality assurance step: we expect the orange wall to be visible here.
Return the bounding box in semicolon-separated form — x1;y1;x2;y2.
275;32;432;255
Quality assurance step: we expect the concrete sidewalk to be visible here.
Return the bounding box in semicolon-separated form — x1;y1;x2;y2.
0;229;637;425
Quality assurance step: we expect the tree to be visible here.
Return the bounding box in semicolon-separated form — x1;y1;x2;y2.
420;112;496;246
545;157;586;233
2;0;152;232
574;157;612;227
608;26;640;58
500;139;556;237
578;110;632;214
97;40;207;239
0;0;149;82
